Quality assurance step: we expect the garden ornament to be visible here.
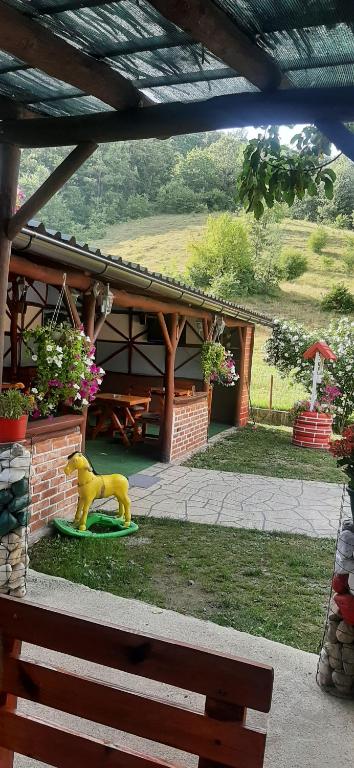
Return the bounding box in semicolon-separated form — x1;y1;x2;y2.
63;452;131;532
303;341;337;411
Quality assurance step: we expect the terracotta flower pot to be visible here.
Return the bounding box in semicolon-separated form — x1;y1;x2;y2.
292;410;332;450
0;415;28;442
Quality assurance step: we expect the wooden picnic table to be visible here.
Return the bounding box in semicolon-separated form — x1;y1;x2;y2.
92;393;151;447
0;382;25;390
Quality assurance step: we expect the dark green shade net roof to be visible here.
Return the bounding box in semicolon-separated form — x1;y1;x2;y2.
1;0;354;116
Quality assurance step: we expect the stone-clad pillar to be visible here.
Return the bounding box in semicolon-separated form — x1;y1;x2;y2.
0;442;31;597
317;520;354;698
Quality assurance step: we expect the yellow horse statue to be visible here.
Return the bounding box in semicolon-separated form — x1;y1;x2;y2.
63;452;131;532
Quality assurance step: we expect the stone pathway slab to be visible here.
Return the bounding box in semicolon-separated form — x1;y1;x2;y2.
94;465;346;538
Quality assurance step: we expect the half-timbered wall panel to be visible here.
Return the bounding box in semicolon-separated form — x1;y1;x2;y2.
131;345;165;376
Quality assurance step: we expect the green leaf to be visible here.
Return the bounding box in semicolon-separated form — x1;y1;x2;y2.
322;167;336;181
254;200;264;220
324;179;334;199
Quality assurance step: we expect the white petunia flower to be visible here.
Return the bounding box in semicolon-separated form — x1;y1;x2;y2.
82;398;89;406
32;354;38;362
31;387;38;394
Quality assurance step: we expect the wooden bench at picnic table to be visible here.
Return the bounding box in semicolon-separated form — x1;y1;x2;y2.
0;594;274;768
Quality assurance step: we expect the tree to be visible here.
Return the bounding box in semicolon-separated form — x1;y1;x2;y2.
238;126;337;219
280;249;308;280
265;318;354;429
308;226;328;254
187;213;254;294
174;147;219;193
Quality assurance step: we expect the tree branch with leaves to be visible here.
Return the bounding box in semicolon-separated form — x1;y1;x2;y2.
238;126;339;219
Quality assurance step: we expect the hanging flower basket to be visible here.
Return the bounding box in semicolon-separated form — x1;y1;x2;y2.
24;324;105;418
201;342;239;387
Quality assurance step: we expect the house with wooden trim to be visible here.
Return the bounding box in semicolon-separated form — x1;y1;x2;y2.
4;220;272;535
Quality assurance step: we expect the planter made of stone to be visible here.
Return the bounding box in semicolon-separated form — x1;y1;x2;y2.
0;442;31;598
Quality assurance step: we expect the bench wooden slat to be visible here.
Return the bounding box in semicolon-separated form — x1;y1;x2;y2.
199;697;246;768
3;656;266;768
0;710;179;768
0;596;273;711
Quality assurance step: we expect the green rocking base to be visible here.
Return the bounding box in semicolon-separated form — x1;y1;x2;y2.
53;512;139;539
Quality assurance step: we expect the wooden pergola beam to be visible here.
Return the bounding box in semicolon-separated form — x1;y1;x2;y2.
0;95;36;121
9;254;92;292
148;0;282;91
3;87;354;147
316;120;354;163
7;143;97;241
0;0;143;111
8;254;216;320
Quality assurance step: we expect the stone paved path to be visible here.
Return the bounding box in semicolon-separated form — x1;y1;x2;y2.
97;463;346;538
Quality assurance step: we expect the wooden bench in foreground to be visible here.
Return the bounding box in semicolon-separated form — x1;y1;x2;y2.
0;594;274;768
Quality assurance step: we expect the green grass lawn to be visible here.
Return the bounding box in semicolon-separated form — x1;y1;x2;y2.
94;213;354;411
30;518;334;653
186;423;343;483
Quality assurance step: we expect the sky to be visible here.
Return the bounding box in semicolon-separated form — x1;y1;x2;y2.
247;125;305;146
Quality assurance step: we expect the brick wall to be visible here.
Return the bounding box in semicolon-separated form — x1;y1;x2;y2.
170;394;209;461
237;325;254;427
29;428;81;536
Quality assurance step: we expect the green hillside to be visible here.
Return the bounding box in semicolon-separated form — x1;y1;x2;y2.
95;214;354;410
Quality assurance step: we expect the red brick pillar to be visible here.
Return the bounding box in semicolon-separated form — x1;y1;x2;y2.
235;325;254;427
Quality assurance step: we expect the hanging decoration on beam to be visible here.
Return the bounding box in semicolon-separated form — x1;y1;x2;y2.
238;126;339;219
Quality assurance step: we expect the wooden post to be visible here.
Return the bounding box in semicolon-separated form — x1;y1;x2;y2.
81;291;96;451
269;374;274;411
159;313;177;463
9;279;19;380
82;291;96;342
202;318;211;395
235;326;246;427
0;143;21;387
198;697;245;768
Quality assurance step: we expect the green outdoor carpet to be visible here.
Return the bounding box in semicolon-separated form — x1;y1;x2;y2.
86;438;156;477
208;421;230;439
86;423;229;476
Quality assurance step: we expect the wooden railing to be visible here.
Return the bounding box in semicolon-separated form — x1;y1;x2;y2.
0;595;274;768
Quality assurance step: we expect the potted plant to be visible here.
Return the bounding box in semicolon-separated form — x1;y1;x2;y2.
0;389;35;442
330;426;354;522
24;324;104;418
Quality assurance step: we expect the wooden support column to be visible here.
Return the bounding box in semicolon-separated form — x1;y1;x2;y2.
81;291;96;451
0;144;20;387
159;313;178;463
82;292;96;342
235;326;246;427
9;280;19;380
202;318;211;395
